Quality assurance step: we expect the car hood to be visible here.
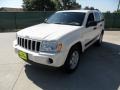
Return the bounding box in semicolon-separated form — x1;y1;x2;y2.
17;23;81;40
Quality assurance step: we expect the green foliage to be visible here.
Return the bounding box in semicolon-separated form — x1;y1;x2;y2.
23;0;56;11
114;10;120;13
50;0;81;10
52;0;63;10
23;0;81;11
84;6;95;10
62;0;81;10
106;11;111;13
84;6;89;10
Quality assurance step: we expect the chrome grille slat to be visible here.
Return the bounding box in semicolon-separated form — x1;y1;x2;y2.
27;39;28;49
35;41;37;52
28;40;31;50
25;39;27;49
32;41;35;51
17;37;40;52
18;37;19;45
20;38;22;46
24;38;25;47
31;40;32;50
36;42;40;52
22;38;24;47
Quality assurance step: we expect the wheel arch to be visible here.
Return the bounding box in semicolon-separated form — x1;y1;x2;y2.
101;29;104;35
70;42;83;52
66;41;83;58
62;41;83;72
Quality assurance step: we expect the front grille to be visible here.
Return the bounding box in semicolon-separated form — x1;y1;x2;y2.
17;37;40;52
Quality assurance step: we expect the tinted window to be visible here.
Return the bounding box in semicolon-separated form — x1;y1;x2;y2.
99;12;104;21
46;12;85;26
86;13;95;25
94;12;101;22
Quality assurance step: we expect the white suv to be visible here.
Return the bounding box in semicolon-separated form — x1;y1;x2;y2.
13;10;104;72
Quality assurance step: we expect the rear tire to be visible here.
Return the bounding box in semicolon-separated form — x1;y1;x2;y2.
63;46;81;73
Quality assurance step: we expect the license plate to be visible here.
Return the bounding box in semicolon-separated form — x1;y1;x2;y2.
18;50;28;61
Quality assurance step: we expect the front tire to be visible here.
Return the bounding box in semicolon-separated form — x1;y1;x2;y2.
63;46;81;73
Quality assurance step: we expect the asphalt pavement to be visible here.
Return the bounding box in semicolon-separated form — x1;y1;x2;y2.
0;31;120;90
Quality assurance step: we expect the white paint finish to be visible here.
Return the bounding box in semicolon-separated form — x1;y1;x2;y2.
17;23;81;40
14;10;104;67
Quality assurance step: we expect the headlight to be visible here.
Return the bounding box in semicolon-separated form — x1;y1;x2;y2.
40;41;63;53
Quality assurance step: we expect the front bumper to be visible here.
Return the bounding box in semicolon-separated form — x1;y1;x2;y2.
13;41;67;67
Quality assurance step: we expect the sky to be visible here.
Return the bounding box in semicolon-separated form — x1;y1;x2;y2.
0;0;119;12
76;0;119;12
0;0;23;8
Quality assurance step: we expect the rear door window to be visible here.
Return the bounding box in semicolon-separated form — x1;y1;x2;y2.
94;12;101;22
86;13;95;26
99;12;104;21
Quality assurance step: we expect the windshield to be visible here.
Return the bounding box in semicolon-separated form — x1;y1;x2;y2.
46;12;85;26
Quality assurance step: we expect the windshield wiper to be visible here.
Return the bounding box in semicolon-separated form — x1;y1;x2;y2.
53;22;64;25
66;22;80;26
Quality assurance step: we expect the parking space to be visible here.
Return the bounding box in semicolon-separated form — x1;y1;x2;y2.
0;31;120;90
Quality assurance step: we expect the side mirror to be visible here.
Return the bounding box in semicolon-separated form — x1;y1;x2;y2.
86;21;97;27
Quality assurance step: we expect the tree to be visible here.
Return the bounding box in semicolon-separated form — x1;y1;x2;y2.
84;6;96;10
52;0;81;10
114;10;120;13
61;0;81;10
106;11;111;13
84;6;89;10
23;0;56;11
52;0;63;10
117;0;120;11
89;7;94;10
